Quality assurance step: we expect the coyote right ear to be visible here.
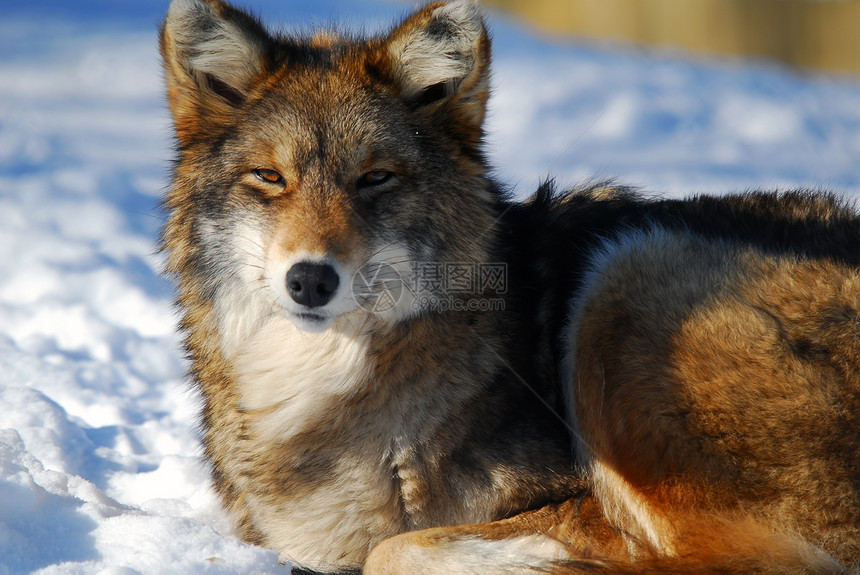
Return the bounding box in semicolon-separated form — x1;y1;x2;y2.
375;1;491;135
160;0;275;145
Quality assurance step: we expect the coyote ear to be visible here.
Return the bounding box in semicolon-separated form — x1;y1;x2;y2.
160;0;274;144
378;0;491;131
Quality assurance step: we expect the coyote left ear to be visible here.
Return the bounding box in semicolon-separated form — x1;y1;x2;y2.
377;0;491;132
160;0;276;145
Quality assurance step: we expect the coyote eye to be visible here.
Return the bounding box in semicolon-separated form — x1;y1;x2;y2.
357;170;393;189
254;168;285;185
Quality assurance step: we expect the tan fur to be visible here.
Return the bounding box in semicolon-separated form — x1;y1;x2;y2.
160;1;860;573
570;228;860;570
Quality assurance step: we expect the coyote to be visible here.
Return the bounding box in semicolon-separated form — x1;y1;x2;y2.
160;0;860;572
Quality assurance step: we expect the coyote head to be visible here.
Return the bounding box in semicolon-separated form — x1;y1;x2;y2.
161;0;500;336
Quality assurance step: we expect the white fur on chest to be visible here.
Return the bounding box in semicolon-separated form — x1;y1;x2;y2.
231;314;375;441
227;315;401;572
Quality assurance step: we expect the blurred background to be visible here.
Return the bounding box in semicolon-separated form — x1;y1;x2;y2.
6;0;860;76
485;0;860;78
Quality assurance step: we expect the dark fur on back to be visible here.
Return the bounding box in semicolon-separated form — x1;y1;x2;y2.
502;183;860;402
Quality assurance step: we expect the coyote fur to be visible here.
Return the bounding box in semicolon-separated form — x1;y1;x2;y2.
160;0;860;573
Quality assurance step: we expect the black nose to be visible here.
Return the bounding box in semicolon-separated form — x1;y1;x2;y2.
286;262;340;308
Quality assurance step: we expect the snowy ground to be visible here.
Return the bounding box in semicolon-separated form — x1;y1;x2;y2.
2;0;860;573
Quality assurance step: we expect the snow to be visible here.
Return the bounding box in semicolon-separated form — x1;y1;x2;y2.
1;0;860;573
